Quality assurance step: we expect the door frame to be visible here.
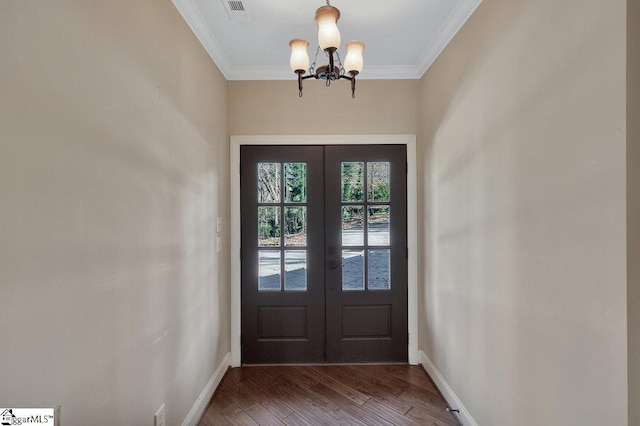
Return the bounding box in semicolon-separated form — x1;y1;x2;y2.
230;135;418;366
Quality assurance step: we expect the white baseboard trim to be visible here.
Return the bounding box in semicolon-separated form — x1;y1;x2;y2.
182;352;231;426
419;350;478;426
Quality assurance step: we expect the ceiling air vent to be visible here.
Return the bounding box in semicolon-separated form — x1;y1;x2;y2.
221;0;252;22
228;1;244;11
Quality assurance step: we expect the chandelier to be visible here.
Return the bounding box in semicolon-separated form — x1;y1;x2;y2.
289;1;365;98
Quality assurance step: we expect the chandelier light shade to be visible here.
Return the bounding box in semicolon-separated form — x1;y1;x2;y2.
289;39;310;73
315;6;341;52
344;41;365;74
289;0;364;98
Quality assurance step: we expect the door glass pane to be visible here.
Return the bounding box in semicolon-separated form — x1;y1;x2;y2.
285;163;307;203
368;206;390;246
285;207;306;247
368;249;391;290
342;249;364;291
259;250;281;291
285;250;307;291
341;162;364;202
258;163;281;203
258;207;281;247
367;162;391;202
342;206;364;246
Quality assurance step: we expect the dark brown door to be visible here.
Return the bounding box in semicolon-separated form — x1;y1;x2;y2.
241;144;407;364
325;145;408;363
240;146;325;364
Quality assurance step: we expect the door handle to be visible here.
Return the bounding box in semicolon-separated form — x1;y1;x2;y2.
329;260;339;270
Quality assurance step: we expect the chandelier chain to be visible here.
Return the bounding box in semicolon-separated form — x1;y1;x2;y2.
309;45;321;75
335;50;345;76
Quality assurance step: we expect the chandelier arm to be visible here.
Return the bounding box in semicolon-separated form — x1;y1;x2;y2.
339;74;356;98
297;72;317;97
297;71;304;97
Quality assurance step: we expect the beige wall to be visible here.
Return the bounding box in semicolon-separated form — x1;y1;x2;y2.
0;1;229;425
629;0;640;423
418;0;628;424
228;80;418;135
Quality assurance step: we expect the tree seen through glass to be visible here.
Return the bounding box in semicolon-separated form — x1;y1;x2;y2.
257;162;308;247
341;161;392;291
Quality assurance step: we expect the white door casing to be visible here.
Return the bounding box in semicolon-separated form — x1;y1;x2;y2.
230;135;418;366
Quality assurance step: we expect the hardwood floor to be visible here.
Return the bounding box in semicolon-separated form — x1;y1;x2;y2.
199;365;461;426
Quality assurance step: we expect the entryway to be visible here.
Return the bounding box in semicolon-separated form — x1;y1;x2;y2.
240;145;407;364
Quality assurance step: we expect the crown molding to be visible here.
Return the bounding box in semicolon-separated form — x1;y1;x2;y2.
415;0;484;76
172;0;233;79
224;65;424;81
172;0;483;81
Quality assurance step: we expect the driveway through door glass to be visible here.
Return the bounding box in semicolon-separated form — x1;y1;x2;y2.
241;145;407;364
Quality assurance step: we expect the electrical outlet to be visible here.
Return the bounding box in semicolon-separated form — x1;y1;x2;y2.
154;404;165;426
216;237;222;253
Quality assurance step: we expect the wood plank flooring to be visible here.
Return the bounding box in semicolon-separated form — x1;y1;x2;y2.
199;365;461;426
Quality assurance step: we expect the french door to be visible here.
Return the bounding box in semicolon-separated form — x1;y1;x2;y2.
240;145;407;364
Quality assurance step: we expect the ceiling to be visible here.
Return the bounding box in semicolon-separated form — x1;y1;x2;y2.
171;0;482;80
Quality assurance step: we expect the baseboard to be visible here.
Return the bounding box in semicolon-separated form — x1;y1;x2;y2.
419;350;478;426
182;352;231;426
